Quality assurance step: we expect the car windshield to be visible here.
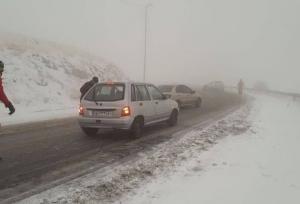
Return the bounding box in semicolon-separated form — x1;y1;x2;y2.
158;85;173;92
85;83;125;101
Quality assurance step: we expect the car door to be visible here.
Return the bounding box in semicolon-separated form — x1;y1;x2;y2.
147;84;171;121
131;84;156;125
183;85;197;104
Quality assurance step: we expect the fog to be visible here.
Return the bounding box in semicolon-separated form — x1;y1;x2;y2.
0;0;299;92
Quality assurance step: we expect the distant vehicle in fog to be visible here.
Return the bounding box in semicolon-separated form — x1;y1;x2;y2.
158;84;202;108
203;81;225;93
79;82;179;138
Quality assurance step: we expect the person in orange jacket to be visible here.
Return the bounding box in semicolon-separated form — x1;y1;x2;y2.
0;61;15;161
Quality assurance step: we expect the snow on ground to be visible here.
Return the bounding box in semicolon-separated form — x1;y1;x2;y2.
121;94;300;204
0;32;124;126
18;97;251;204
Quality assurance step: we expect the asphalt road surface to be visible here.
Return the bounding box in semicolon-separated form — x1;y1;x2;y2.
0;92;243;203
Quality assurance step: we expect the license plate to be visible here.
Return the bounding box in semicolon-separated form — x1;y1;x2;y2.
93;111;113;118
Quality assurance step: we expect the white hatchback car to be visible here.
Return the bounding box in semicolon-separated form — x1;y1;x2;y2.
78;82;179;137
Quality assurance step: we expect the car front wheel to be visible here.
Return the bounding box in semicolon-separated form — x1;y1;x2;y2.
168;110;178;126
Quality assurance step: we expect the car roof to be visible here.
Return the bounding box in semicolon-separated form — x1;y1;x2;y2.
97;81;154;86
159;84;194;88
158;84;184;87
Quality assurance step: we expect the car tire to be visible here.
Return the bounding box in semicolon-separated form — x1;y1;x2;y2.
168;110;178;126
131;118;143;138
81;127;98;136
195;98;202;108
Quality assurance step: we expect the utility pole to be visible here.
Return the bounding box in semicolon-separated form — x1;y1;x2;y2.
143;3;152;82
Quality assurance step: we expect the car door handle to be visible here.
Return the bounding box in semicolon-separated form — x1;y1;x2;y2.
139;102;143;106
155;101;159;104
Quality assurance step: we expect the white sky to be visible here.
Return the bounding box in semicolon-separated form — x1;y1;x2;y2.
0;0;299;92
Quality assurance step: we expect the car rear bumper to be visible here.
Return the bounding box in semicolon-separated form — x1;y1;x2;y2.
78;116;133;130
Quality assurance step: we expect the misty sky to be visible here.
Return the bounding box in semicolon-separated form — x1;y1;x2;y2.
0;0;299;92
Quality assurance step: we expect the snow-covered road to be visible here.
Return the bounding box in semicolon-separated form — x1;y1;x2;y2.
12;94;244;204
0;92;242;203
122;94;300;204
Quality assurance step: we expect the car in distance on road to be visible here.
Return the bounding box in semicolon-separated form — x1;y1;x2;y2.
158;84;202;108
78;82;179;137
203;81;225;93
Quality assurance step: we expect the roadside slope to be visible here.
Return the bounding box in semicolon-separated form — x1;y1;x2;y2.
122;94;300;204
0;33;124;125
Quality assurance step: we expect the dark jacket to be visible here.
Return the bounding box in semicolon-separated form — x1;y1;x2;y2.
80;80;96;100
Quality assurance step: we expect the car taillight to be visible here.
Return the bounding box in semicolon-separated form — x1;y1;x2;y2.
79;105;84;116
121;106;130;117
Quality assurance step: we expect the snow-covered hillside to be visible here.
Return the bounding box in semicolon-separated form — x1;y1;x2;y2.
0;33;125;125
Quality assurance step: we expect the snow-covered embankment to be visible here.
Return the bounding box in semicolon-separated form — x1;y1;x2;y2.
0;33;124;125
123;94;300;204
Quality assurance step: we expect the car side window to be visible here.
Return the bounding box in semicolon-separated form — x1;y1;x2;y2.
135;85;151;101
131;84;136;101
148;85;164;100
183;85;193;94
176;85;185;93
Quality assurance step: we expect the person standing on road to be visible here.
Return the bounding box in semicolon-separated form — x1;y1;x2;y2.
80;76;99;100
238;79;244;96
0;61;15;161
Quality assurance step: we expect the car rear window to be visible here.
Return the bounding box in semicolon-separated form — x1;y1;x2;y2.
84;83;125;101
158;85;173;92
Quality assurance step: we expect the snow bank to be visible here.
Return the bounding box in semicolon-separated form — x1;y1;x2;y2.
0;33;125;125
123;94;300;204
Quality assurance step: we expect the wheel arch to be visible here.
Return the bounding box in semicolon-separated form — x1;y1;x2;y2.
132;115;145;127
172;108;179;114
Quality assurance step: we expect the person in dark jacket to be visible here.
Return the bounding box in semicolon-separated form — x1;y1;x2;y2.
0;61;15;161
80;76;99;100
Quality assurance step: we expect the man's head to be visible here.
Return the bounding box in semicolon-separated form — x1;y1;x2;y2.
0;61;4;73
92;76;99;83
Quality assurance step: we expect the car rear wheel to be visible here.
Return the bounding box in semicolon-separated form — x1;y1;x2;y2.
130;118;143;138
195;98;202;108
168;110;178;126
81;127;98;136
